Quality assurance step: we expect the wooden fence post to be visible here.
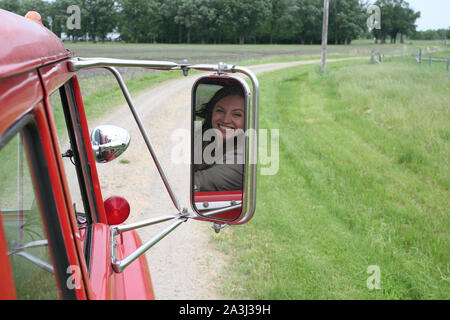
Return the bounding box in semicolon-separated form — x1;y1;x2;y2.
447;58;449;72
419;48;422;64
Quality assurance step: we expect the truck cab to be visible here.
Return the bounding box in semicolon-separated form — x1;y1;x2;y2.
0;9;258;300
0;9;153;299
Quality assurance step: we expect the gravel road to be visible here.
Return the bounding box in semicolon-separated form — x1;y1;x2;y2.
88;57;363;300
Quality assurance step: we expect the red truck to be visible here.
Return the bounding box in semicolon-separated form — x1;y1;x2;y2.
0;9;258;300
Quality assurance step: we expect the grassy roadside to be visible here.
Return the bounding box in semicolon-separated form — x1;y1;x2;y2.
212;58;449;299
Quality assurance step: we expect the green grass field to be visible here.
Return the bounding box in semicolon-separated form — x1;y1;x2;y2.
66;42;388;63
212;58;449;299
66;41;447;62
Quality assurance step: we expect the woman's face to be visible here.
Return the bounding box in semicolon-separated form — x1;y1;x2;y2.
211;95;245;140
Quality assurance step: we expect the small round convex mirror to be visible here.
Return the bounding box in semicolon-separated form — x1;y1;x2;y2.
90;125;131;163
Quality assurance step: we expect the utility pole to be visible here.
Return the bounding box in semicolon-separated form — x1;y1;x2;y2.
321;0;330;73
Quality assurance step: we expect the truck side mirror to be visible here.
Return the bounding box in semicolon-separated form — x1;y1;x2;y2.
90;125;130;163
190;74;256;224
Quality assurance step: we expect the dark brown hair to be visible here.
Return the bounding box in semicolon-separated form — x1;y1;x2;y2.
194;85;245;171
195;85;245;134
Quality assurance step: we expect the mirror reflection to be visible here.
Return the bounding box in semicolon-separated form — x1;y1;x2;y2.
90;124;131;163
191;77;249;222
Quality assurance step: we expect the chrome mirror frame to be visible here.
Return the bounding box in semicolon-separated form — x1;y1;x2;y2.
189;63;259;225
68;58;259;273
190;74;254;224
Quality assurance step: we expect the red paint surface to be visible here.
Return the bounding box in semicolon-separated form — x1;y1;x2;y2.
89;223;154;300
0;70;42;138
0;209;17;299
0;9;71;78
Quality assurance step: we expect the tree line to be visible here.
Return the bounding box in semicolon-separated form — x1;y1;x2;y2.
1;0;433;45
410;29;450;41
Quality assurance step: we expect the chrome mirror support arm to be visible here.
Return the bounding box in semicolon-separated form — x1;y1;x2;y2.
68;57;179;71
102;66;182;213
114;214;181;233
68;58;182;213
111;213;188;273
110;205;241;273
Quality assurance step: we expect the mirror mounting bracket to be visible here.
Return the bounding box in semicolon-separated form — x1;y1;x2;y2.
217;62;227;75
111;213;188;273
181;59;190;77
110;205;236;273
212;223;226;234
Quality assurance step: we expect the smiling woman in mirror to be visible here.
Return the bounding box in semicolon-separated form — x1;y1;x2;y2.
193;85;246;192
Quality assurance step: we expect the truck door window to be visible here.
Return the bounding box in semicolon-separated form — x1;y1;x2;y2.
50;88;91;227
49;80;103;271
0;132;59;299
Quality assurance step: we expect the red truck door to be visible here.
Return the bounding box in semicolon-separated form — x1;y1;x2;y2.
0;70;88;299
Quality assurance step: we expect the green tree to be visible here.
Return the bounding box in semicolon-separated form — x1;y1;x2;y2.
64;0;88;42
372;0;420;43
47;0;70;38
329;0;366;45
397;4;420;43
0;0;53;28
174;0;201;44
0;0;74;39
83;0;118;43
226;0;272;44
279;0;322;44
267;0;287;44
0;0;23;13
160;0;183;43
195;0;222;44
117;0;155;43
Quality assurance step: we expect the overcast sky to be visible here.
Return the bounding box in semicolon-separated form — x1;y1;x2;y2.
401;0;449;31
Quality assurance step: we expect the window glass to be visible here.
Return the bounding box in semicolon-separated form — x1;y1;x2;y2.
50;90;88;224
0;133;59;299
